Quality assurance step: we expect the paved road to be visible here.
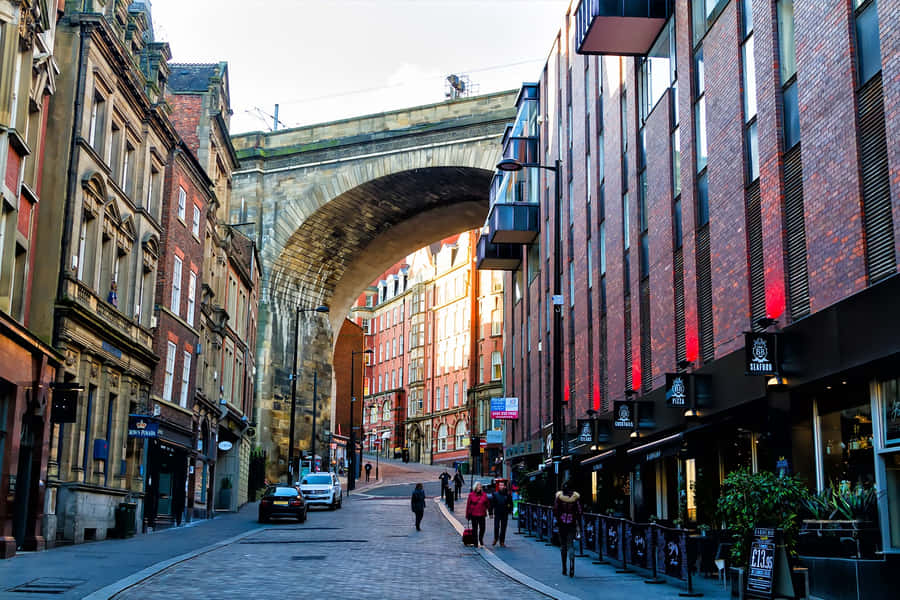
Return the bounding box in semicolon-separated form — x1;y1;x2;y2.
114;497;546;600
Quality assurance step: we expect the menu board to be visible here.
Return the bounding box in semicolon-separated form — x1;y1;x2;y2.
747;528;777;598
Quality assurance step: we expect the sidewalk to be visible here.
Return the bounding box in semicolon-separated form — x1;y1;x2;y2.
0;504;263;600
435;498;730;600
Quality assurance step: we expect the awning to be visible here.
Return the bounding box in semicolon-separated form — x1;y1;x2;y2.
580;448;617;467
625;432;684;462
381;431;391;439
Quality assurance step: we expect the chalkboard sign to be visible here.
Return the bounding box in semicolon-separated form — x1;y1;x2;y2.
746;527;794;599
747;527;776;598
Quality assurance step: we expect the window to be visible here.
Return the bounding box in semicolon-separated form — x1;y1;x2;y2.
383;401;391;422
694;49;708;172
479;356;484;384
697;172;709;226
453;382;459;406
491;351;502;381
177;186;186;221
444;385;449;410
378;375;383;392
147;167;160;218
742;36;758;120
399;367;403;385
854;0;881;86
171;256;182;315
672;127;682;196
164;341;176;402
778;0;800;149
180;351;191;408
192;204;201;237
692;0;729;45
123;144;135;195
391;370;396;389
640;19;675;121
435;386;441;410
187;271;197;326
437;424;448;452
587;239;593;288
88;90;106;151
455;420;467;449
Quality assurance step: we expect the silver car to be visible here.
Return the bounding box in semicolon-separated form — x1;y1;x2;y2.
298;472;342;510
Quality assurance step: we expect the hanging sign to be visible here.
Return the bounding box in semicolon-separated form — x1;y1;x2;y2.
127;414;159;438
577;419;594;443
613;400;635;430
745;332;779;376
665;373;690;407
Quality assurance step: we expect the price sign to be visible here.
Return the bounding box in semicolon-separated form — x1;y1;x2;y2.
746;527;777;598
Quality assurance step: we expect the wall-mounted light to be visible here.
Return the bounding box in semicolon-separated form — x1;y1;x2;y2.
767;374;788;389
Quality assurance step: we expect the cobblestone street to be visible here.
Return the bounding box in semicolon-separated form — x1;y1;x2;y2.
114;495;545;600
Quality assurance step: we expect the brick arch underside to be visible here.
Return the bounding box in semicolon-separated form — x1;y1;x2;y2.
268;166;493;331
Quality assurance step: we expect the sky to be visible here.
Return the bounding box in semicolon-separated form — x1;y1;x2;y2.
150;0;571;133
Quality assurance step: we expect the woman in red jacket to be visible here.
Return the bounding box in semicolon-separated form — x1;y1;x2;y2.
465;482;491;547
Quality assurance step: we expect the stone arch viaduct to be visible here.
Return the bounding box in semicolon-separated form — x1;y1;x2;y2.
230;91;516;467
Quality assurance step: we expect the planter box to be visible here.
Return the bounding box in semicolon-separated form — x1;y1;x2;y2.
799;520;879;559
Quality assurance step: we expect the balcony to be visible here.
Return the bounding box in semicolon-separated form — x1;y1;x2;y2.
65;278;153;350
488;202;540;245
476;235;521;271
575;0;672;56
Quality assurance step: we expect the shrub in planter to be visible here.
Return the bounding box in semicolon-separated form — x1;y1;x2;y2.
717;468;809;565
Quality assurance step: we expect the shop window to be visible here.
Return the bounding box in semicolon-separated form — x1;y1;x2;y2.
818;396;875;491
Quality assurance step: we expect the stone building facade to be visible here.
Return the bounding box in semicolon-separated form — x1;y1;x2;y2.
31;0;176;544
0;0;61;559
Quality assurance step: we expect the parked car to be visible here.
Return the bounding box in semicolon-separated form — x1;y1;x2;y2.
299;472;342;510
258;485;307;523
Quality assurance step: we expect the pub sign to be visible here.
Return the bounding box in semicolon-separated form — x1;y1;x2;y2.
613;400;635;430
745;332;778;376
128;414;159;439
665;373;690;407
577;419;594;443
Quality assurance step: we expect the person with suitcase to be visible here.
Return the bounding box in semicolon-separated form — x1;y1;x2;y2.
411;483;426;531
465;482;491;548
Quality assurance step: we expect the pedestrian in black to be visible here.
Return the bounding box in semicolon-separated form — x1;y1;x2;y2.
365;462;372;482
453;471;464;500
444;477;455;511
438;471;451;500
489;480;514;547
411;483;426;531
553;480;583;577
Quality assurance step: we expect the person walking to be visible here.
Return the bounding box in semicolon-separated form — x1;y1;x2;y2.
411;483;426;531
438;471;450;500
553;480;583;577
489;480;514;547
465;482;491;548
444;476;455;511
453;471;464;500
365;462;372;482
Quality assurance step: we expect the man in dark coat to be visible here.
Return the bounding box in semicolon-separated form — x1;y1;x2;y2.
411;483;426;531
489;480;514;547
453;471;464;500
438;471;451;500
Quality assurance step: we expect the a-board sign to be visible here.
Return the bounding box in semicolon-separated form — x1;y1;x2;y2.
746;527;794;599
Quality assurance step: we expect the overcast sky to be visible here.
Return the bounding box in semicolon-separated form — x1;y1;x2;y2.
151;0;570;133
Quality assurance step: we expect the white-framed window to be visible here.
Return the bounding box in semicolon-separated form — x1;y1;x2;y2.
391;370;396;389
187;271;197;326
378;374;383;392
164;341;176;402
437;423;448;452
444;385;449;410
435;386;441;410
491;351;502;381
171;256;182;314
177;186;186;221
179;351;191;408
453;382;459;406
479;356;484;384
455;420;467;449
383;400;391;422
192;204;201;237
398;367;403;385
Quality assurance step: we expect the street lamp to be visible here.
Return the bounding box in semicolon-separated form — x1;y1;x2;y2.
496;156;563;489
288;304;329;484
348;348;373;493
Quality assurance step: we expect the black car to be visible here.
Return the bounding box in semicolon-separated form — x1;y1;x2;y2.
258;485;308;523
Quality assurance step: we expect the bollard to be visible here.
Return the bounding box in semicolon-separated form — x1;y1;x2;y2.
679;530;703;597
592;515;607;565
615;520;632;573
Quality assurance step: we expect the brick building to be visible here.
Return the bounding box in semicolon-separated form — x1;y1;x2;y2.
480;0;900;593
0;0;61;558
352;231;504;471
167;62;257;514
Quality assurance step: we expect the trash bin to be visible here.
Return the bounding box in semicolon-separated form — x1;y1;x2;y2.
115;502;137;538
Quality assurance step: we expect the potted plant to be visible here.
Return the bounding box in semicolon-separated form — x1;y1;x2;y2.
672;518;683;529
698;524;711;537
799;483;883;558
717;469;809;596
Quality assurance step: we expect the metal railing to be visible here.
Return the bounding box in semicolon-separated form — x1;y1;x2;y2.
516;502;704;592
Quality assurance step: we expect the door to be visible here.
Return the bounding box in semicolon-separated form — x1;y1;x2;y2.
158;472;173;515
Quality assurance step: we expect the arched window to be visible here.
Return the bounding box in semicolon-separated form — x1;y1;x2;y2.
437;423;448;452
383;400;391;422
370;404;378;423
455;420;467;449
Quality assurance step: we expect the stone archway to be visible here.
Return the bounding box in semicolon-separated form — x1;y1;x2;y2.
231;91;516;470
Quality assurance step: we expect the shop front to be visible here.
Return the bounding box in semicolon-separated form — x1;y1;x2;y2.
144;417;192;530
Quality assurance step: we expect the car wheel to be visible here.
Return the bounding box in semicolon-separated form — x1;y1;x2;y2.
298;510;306;523
329;498;336;510
258;515;268;524
337;495;342;509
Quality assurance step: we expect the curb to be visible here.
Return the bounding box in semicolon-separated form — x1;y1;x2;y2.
433;498;582;600
82;527;264;599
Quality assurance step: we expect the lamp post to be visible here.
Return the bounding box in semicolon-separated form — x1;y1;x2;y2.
288;304;329;484
497;156;563;490
348;348;373;493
